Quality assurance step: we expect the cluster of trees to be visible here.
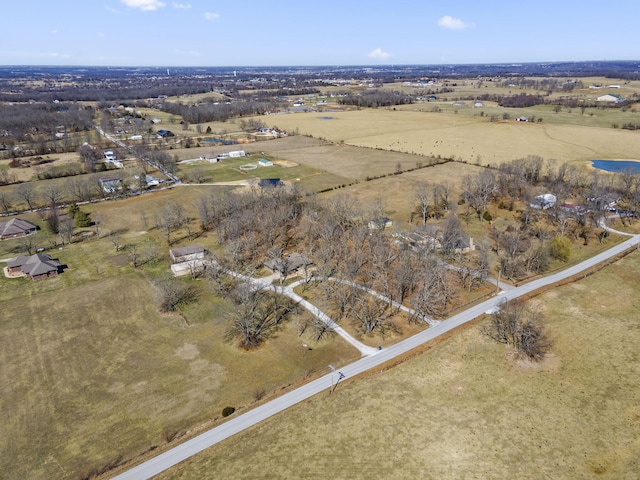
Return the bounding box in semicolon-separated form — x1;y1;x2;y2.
483;299;550;360
499;78;584;92
338;89;414;108
155;98;287;124
194;186;488;347
0;102;94;140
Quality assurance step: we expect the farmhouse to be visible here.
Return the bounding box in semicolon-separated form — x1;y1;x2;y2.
0;218;37;240
216;150;246;160
596;93;622;103
368;217;393;230
530;193;557;210
264;253;312;275
170;244;206;263
6;253;62;280
156;129;175;138
99;176;122;193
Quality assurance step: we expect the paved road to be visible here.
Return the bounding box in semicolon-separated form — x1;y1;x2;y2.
112;230;640;480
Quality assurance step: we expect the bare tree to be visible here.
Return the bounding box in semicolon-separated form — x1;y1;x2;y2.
483;299;550;360
226;283;294;349
155;275;198;313
15;182;38;211
415;182;430;224
0;191;13;214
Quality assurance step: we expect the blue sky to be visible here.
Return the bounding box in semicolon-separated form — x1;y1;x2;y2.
1;0;638;66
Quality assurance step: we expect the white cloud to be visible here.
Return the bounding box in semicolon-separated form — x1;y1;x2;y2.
173;48;201;57
51;29;58;34
172;2;191;9
437;15;472;30
368;48;391;60
40;52;71;59
120;0;166;11
204;12;220;21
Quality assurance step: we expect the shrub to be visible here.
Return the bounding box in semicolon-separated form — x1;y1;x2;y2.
222;406;235;417
482;210;493;222
550;236;572;262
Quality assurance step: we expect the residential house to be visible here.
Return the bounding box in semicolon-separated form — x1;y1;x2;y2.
264;253;312;275
0;218;37;240
6;253;62;280
156;129;175;138
368;217;393;230
530;193;557;210
99;176;122;193
596;93;622;103
169;244;206;264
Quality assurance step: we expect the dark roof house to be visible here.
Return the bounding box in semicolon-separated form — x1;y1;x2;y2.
7;253;62;280
0;218;37;240
264;253;312;275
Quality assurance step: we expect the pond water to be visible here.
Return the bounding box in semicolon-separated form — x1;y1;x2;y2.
202;137;238;145
317;116;334;120
591;159;640;174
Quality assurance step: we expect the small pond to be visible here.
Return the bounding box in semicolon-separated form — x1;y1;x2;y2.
317;116;334;120
202;137;239;145
591;159;640;174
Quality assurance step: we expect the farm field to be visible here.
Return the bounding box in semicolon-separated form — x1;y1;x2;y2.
259;107;640;167
3;68;640;480
159;249;640;480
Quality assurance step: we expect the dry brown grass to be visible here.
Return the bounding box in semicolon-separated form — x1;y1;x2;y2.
160;250;640;480
260;108;640;168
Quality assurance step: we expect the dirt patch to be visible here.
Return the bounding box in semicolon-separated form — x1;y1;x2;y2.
515;352;561;373
273;160;299;168
175;343;200;360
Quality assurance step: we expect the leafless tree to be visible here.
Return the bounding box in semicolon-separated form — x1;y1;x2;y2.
154;274;198;313
15;182;38;211
415;182;430;224
226;283;295;349
0;191;12;214
58;215;75;245
483;299;550;360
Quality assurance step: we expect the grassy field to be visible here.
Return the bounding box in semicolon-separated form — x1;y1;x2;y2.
159;249;640;480
258;107;640;168
0;191;361;480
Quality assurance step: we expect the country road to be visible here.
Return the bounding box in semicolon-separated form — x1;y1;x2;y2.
111;228;640;480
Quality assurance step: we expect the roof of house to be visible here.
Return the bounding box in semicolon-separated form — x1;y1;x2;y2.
8;253;60;276
0;218;37;237
264;253;312;273
258;178;284;188
170;244;205;258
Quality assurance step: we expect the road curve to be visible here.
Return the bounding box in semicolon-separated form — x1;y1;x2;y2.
112;231;640;480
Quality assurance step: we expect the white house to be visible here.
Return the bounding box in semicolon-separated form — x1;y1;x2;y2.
597;94;622;103
99;176;122;193
530;193;557;210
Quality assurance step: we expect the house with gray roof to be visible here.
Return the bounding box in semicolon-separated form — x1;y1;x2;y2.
7;253;62;280
169;244;206;264
0;218;37;240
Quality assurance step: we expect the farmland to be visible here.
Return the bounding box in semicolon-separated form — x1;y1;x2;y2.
1;64;640;479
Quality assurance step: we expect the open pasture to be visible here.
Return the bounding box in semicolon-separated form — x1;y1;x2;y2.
260;105;640;168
